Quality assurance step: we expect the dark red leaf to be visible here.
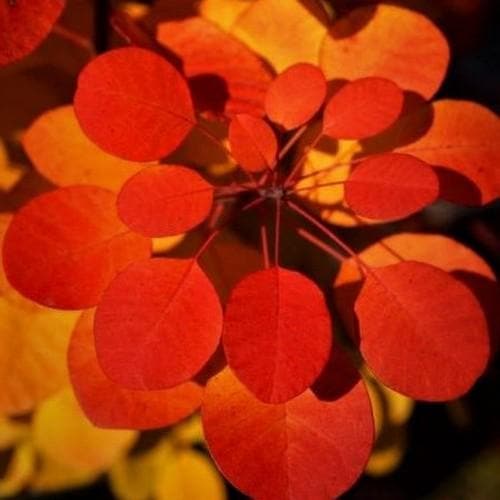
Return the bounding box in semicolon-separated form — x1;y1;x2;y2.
117;165;214;237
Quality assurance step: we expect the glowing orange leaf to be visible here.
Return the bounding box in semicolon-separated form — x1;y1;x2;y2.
94;258;222;390
320;4;449;99
265;63;327;130
345;153;439;219
323;78;404;139
0;0;65;66
3;186;151;309
157;17;272;118
23;106;144;191
228;114;277;172
202;366;374;499
117;165;214;237
223;267;332;403
355;261;490;400
74;47;195;161
69;309;203;430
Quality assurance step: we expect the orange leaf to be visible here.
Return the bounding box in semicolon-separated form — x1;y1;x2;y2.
355;261;490;400
23;106;144;191
157;17;272;118
228;114;277;172
69;309;203;430
0;0;65;66
94;258;222;390
74;47;194;161
223;267;332;403
345;153;439;219
265;63;327;130
3;186;151;309
323;78;404;139
202;365;374;499
320;4;449;99
117;165;214;237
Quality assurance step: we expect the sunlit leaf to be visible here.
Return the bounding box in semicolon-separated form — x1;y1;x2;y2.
0;139;25;191
365;426;407;477
3;186;151;309
0;0;66;66
0;441;34;497
228;114;277;172
202;366;374;499
117;165;214;237
265;63;327;130
69;309;203;429
94;258;222;390
157;17;272;118
230;0;330;72
320;4;449;99
345;153;439;219
224;267;332;403
74;47;195;161
323;78;404;139
23;106;145;191
33;388;137;473
199;0;251;31
355;261;490;400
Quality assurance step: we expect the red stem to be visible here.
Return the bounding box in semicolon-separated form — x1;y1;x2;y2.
284;131;323;188
297;228;346;263
274;198;282;266
260;224;270;269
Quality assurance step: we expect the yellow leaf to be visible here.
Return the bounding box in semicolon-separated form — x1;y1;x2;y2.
154;449;226;500
171;416;204;447
23;106;145;191
33;388;137;474
0;418;30;449
0;441;35;497
0;140;25;192
366;426;407;477
200;0;253;31
153;234;186;255
230;0;330;72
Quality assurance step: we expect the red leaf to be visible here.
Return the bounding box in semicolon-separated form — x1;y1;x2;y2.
202;367;374;499
94;258;222;390
223;267;332;403
157;17;272;118
74;47;195;162
345;153;439;219
69;309;203;430
2;186;151;310
0;0;65;66
228;114;277;172
265;63;327;129
117;165;214;237
320;4;450;99
323;77;404;139
355;261;490;400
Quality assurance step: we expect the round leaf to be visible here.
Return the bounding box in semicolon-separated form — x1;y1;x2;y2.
3;186;151;309
323;77;404;139
74;47;195;161
228;114;277;172
223;267;332;403
94;258;223;390
202;366;374;499
355;261;490;400
265;63;327;129
320;4;449;99
69;310;203;430
117;165;214;237
345;153;439;219
0;0;65;66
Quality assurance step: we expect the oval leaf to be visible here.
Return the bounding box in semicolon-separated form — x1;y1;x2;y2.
228;114;277;172
74;47;195;162
202;366;374;499
265;63;327;129
117;165;214;237
94;258;222;390
320;4;449;99
3;186;151;309
157;17;272;118
355;261;490;400
69;310;203;430
23;106;144;191
345;153;439;219
0;0;65;66
323;77;404;139
223;267;332;403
